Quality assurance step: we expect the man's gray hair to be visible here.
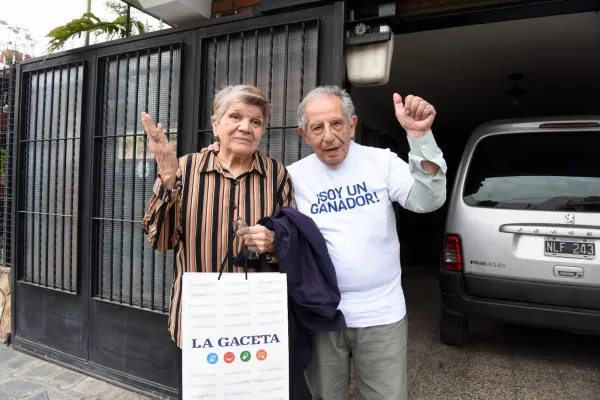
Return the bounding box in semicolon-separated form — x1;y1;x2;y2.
297;86;356;132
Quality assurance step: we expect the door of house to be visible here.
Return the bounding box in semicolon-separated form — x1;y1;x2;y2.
12;2;345;398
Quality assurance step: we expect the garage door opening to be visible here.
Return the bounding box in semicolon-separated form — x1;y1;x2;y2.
350;11;600;266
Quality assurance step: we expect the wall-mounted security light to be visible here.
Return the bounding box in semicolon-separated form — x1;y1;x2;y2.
345;24;394;86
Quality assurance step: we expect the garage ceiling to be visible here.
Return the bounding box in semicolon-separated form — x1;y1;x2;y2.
353;11;600;130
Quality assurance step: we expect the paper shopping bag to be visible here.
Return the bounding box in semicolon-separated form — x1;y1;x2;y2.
181;272;289;400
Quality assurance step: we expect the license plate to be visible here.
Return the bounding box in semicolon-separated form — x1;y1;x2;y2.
544;237;596;260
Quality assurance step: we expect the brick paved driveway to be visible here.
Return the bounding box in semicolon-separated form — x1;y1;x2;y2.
349;266;600;400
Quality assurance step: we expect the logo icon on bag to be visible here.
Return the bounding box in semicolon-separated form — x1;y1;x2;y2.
256;350;268;361
207;353;219;364
240;351;251;362
224;352;235;363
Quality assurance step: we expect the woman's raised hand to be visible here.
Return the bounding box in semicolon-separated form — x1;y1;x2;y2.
141;112;178;190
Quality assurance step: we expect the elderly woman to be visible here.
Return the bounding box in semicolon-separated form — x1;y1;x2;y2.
140;85;295;396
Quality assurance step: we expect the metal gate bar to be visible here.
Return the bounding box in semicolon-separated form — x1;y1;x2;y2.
0;65;16;270
19;62;83;293
198;20;318;165
94;43;181;313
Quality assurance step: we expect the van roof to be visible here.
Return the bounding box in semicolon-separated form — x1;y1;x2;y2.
472;116;600;139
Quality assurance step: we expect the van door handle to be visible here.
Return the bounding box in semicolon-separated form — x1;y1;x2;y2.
554;266;584;279
558;271;576;277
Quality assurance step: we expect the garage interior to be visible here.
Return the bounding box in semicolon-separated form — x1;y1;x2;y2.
351;11;600;266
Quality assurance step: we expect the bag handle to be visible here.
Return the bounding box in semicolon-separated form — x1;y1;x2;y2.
217;250;249;281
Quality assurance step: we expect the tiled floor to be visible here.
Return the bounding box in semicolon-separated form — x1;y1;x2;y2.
0;347;151;400
3;266;600;399
357;266;600;400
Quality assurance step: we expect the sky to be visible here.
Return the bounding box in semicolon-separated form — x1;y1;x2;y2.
1;0;166;58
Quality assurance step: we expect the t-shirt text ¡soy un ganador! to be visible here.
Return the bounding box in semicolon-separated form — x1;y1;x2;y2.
288;132;447;328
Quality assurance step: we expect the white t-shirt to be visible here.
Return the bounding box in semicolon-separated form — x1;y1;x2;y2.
287;141;415;328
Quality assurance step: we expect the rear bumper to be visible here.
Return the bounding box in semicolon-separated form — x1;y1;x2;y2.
439;270;600;334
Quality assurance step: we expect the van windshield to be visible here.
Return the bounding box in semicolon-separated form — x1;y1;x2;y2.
463;130;600;212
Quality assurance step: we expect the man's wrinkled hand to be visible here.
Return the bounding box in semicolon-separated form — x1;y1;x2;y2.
393;93;436;138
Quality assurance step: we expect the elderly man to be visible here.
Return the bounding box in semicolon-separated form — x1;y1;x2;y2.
203;85;446;399
288;86;446;400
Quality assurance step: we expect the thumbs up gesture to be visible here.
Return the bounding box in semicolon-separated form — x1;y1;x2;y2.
393;93;436;138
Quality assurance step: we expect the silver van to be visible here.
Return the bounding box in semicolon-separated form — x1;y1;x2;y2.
439;117;600;345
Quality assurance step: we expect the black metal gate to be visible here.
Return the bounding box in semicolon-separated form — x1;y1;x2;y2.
11;3;345;398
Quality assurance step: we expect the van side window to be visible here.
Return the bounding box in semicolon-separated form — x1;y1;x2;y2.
463;131;600;212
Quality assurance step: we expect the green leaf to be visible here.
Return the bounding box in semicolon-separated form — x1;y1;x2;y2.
44;5;150;60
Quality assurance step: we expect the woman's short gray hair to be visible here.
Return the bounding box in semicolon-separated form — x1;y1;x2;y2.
212;84;271;125
297;86;355;132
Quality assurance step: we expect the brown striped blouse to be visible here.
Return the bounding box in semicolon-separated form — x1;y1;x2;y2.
142;150;295;347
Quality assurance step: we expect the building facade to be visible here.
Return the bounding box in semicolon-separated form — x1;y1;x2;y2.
8;0;600;398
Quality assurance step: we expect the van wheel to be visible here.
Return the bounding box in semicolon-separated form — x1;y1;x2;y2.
440;308;468;346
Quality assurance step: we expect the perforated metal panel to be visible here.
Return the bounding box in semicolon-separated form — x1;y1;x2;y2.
0;66;16;269
94;44;181;312
199;20;319;165
19;62;84;293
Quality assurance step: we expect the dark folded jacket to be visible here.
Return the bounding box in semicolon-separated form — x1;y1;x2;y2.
234;207;346;392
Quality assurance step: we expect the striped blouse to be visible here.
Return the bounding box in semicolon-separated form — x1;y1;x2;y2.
142;150;295;347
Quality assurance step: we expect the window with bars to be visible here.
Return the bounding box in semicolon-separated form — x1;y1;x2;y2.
19;62;84;293
199;20;319;165
0;66;16;269
94;44;181;312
